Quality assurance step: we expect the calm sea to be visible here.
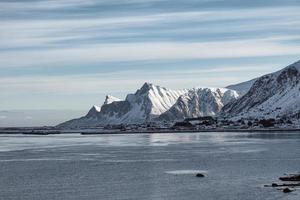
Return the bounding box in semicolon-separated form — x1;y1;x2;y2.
0;132;299;200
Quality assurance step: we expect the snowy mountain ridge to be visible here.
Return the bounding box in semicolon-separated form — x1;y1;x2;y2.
59;83;240;128
226;78;257;96
159;87;238;121
103;95;121;105
59;83;188;127
222;60;300;120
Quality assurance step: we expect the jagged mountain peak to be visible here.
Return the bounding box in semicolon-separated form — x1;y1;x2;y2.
86;105;101;118
130;82;188;117
103;95;121;105
135;82;154;95
193;87;225;93
135;82;166;96
142;82;154;88
92;105;101;112
159;87;239;121
194;87;237;97
86;95;121;118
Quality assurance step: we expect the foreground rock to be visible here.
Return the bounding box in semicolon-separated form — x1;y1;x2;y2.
282;188;293;193
265;172;300;194
267;182;300;187
279;174;300;182
196;173;205;177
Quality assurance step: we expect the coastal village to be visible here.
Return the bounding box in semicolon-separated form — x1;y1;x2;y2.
96;116;299;133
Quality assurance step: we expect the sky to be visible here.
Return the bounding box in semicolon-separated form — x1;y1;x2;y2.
1;0;300;126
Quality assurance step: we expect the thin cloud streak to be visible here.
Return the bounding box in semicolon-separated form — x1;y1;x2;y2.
1;6;299;49
1;39;300;68
0;63;280;96
0;0;97;11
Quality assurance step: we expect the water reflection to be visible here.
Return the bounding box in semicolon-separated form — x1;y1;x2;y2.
0;132;299;153
235;132;300;140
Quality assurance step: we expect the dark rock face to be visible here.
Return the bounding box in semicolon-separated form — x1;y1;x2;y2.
277;67;300;88
86;106;100;118
135;82;153;95
98;101;131;119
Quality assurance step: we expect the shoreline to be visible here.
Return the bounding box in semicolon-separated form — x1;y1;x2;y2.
0;128;300;135
80;128;300;135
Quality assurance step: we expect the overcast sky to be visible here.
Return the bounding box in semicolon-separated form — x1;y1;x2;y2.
1;0;300;126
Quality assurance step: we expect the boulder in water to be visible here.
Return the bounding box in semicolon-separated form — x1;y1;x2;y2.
282;188;293;193
196;173;205;177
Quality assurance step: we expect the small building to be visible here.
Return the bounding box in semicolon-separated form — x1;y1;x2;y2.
184;116;217;126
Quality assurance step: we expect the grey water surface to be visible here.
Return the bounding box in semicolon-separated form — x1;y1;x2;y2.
0;132;300;200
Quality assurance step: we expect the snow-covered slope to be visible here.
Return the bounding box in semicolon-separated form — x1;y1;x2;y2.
159;88;239;121
59;83;187;127
222;60;300;119
226;78;257;96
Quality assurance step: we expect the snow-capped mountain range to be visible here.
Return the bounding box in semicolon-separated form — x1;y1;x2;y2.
60;83;188;127
59;83;238;127
159;88;238;121
59;60;300;128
